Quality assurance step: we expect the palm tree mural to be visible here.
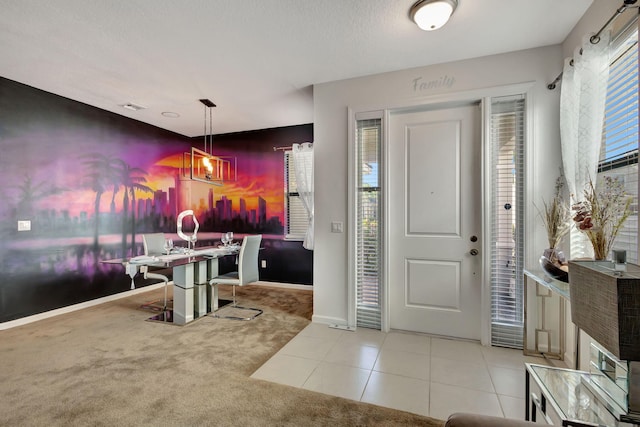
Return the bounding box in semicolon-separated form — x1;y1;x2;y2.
109;165;121;217
13;173;67;229
128;176;153;251
116;161;152;256
80;153;121;249
5;174;68;243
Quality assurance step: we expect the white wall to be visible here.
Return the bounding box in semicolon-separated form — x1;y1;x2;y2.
313;45;565;326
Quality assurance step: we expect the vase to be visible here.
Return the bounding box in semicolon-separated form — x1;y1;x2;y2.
587;229;608;260
539;248;569;282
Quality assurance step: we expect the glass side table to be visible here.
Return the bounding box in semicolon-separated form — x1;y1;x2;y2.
525;363;636;426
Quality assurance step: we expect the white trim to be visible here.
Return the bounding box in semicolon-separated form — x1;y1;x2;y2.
348;81;535;342
348;82;536;118
481;96;492;347
382;108;392;333
347;107;356;328
253;280;312;291
0;282;168;331
311;314;347;326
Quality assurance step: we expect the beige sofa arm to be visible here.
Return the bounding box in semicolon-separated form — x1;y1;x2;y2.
445;412;537;427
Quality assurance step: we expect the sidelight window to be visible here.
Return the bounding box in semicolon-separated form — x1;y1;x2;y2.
490;95;526;348
284;151;308;239
355;117;383;329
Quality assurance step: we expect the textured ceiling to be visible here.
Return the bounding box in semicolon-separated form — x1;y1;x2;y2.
0;0;592;136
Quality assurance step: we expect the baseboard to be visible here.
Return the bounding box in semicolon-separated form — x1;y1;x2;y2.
328;324;356;331
253;281;312;291
0;282;168;331
311;314;350;327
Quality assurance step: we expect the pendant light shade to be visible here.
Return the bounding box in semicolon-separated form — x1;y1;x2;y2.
410;0;458;31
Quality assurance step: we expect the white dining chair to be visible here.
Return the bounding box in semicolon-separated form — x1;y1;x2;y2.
209;234;263;320
141;233;171;312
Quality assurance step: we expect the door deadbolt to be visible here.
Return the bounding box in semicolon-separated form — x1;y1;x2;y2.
470;249;479;256
470;235;478;242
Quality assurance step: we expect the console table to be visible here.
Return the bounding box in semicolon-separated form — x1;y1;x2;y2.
524;269;573;364
525;363;637;426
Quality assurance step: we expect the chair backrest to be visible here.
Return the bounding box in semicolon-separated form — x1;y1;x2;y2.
238;235;262;285
142;233;166;256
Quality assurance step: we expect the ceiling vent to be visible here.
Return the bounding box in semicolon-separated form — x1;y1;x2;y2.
120;102;146;111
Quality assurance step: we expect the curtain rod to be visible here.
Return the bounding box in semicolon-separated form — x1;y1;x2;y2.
547;0;638;90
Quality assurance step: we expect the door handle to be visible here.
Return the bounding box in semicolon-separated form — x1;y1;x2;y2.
470;249;479;256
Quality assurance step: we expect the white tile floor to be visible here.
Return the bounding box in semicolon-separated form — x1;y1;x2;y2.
251;323;551;420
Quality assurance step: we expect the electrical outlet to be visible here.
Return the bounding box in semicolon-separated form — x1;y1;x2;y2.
261;260;267;268
17;220;31;231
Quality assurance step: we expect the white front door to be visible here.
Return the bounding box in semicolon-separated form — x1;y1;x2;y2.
388;104;482;340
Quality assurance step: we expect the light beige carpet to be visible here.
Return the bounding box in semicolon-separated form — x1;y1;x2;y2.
0;285;445;426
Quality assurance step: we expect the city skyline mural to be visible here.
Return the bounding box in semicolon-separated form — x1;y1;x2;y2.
0;76;313;322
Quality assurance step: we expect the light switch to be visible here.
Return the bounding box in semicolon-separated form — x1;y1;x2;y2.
18;220;31;231
331;221;343;233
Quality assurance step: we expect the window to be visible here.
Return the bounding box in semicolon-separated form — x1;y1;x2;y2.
284;151;308;239
599;28;638;263
355;117;382;329
490;95;526;348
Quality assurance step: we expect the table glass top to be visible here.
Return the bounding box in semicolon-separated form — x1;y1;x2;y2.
524;268;570;300
527;363;619;426
570;260;640;280
102;245;239;267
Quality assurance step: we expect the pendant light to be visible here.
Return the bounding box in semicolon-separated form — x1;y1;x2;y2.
185;99;236;186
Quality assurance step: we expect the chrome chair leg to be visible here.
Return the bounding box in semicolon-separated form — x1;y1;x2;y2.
212;285;262;320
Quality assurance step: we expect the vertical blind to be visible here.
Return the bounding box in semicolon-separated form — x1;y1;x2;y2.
598;28;638;263
284;151;309;239
490;95;526;348
355;118;382;329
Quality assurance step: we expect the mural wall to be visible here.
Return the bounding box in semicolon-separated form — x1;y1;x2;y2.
0;77;313;323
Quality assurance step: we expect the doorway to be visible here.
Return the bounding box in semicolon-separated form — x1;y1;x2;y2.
387;103;482;340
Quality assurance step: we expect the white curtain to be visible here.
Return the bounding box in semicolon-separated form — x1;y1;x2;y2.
292;142;314;250
560;31;611;258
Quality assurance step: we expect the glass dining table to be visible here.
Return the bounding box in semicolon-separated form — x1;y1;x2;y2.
103;245;240;325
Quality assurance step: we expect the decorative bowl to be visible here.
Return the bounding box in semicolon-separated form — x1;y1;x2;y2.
539;254;569;282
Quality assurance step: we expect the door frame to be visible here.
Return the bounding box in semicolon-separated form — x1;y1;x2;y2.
347;83;535;346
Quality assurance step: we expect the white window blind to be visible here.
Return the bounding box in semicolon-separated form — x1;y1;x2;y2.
355;118;382;329
490;95;526;348
598;28;638;263
284;151;308;239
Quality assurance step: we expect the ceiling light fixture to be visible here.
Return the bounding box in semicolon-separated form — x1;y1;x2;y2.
409;0;458;31
183;99;236;186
